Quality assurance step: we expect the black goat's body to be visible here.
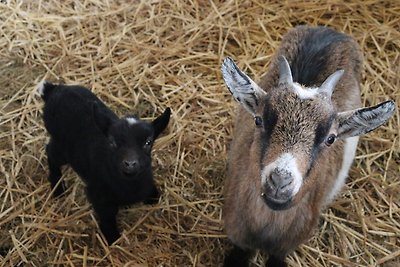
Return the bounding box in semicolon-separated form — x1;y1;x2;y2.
40;83;169;244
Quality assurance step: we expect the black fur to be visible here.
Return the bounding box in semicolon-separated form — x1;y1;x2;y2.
40;82;170;244
290;27;348;87
224;246;287;267
266;255;287;267
313;114;336;148
224;245;254;267
259;96;278;165
306;113;336;177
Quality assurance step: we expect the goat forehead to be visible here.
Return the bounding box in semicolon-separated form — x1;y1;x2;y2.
275;103;321;138
260;91;334;151
110;120;153;140
266;91;330;127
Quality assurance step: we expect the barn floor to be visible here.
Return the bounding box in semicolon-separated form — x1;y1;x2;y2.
0;1;399;266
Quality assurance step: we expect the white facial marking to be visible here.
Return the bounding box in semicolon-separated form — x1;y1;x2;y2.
292;83;318;99
325;136;359;204
261;153;303;196
37;80;47;96
126;117;138;125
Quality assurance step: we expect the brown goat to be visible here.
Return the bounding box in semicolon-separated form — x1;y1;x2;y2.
221;26;395;267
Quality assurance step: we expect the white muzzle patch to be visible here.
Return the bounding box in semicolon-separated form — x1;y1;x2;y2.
261;152;303;196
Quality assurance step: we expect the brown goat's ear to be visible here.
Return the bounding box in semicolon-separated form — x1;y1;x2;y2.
92;101;117;135
152;107;171;139
336;100;395;139
221;57;266;116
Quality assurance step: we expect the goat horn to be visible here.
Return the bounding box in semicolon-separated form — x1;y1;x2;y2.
278;55;293;85
319;69;344;98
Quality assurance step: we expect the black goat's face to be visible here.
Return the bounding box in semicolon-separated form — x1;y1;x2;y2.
93;106;171;178
108;119;154;176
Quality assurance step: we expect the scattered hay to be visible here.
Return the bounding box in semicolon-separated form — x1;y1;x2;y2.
0;0;398;266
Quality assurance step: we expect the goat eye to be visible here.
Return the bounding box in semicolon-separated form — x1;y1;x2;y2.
325;134;336;146
144;139;152;147
254;116;263;127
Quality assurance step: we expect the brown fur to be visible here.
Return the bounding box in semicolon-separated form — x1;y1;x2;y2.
223;26;362;258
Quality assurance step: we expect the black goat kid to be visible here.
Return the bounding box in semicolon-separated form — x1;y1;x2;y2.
39;81;170;244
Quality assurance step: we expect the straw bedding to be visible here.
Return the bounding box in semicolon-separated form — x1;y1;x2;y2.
0;0;398;266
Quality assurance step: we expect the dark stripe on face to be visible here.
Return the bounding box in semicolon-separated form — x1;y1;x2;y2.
259;97;278;164
306;113;336;177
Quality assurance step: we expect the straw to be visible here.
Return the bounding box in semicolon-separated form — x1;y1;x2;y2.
0;0;398;266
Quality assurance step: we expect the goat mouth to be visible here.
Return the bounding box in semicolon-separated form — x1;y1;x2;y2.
261;193;292;211
122;170;141;178
122;167;151;179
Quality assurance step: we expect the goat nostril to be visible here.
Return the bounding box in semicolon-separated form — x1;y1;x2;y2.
280;179;293;190
123;160;138;169
269;172;293;191
270;173;279;187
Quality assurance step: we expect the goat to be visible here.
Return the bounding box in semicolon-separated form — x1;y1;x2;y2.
221;25;395;266
38;82;171;244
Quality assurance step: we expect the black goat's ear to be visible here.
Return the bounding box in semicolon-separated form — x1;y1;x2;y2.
92;101;116;135
152;107;171;138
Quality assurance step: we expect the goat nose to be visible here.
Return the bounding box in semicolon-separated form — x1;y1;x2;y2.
122;160;139;173
270;172;292;191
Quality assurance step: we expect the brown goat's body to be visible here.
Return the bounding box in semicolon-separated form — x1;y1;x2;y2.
223;26;363;258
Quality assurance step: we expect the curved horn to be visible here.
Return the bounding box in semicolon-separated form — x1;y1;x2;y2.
319;69;344;98
278;55;293;85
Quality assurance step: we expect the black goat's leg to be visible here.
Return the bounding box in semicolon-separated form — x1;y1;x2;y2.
46;141;66;197
92;203;120;245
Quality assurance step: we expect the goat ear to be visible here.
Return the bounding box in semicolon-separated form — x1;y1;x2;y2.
92;102;116;135
336;100;395;139
152;107;171;138
221;57;266;116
